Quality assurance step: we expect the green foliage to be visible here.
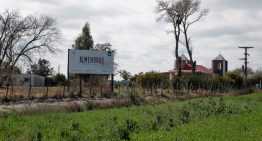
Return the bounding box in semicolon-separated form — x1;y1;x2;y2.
171;76;183;91
73;22;94;50
119;70;132;81
186;75;204;90
28;58;54;77
140;71;164;93
44;77;56;86
101;92;118;99
1;93;262;140
128;91;142;105
118;119;139;140
225;71;244;88
52;73;67;86
249;75;262;85
209;76;227;91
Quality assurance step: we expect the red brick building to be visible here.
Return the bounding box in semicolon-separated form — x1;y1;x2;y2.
162;53;228;80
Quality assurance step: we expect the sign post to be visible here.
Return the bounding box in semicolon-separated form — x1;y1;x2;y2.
68;50;114;95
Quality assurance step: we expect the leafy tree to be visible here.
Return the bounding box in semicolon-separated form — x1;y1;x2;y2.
73;22;94;50
249;75;262;85
119;70;132;81
233;67;254;76
210;76;227;91
225;71;244;89
53;73;67;86
27;58;54;77
140;71;164;94
119;70;132;91
130;72;144;88
186;75;204;90
171;76;183;91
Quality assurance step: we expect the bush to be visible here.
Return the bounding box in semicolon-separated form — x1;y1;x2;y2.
85;102;99;110
171;76;183;91
225;71;244;89
101;92;118;98
186;75;204;90
118;119;138;140
128;91;142;106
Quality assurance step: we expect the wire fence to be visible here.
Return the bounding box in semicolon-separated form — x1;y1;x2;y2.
0;81;260;102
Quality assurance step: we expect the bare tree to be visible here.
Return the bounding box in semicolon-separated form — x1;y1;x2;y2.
179;0;208;74
0;10;60;95
156;0;184;77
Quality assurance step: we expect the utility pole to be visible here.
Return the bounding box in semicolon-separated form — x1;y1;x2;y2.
239;46;254;85
259;67;262;89
58;64;61;74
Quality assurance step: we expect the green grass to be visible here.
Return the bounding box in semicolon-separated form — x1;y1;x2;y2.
1;93;262;140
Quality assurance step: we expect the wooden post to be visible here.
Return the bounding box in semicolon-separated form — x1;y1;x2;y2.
100;75;103;96
79;75;82;97
67;49;70;91
5;83;9;99
63;81;66;98
111;74;114;93
28;77;32;99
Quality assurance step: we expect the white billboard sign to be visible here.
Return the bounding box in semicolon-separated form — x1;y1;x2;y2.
68;50;114;74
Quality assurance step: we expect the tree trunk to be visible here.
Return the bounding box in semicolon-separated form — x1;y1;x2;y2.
173;23;182;77
63;83;65;98
183;26;195;75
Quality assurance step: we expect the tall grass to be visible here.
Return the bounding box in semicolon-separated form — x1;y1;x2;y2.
1;93;262;140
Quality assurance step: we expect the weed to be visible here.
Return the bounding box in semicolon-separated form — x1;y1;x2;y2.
85;102;99;110
117;119;138;140
180;108;190;124
101;92;118;98
51;92;63;100
35;131;43;141
128;91;142;106
71;120;80;131
60;128;69;138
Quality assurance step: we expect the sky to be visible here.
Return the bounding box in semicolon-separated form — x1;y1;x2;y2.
1;0;262;80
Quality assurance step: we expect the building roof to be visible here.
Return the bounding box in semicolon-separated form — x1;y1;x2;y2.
180;53;189;61
214;54;226;61
170;65;213;74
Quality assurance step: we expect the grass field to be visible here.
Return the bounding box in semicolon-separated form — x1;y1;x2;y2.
0;93;262;140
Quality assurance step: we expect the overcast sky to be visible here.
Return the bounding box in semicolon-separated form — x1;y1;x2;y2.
1;0;262;79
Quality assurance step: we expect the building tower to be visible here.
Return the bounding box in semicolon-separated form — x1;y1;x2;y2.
175;53;189;70
212;54;228;76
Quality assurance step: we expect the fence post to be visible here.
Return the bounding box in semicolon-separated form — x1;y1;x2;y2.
111;74;114;93
28;77;32;99
79;75;82;97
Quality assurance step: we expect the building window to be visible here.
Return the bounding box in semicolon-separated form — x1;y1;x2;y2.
217;62;222;70
24;78;30;82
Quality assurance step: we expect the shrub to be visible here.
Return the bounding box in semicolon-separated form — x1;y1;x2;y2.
225;71;244;89
186;75;203;90
101;92;118;98
180;108;190;124
128;91;143;106
117;119;138;140
51;92;63;100
171;76;183;91
71;120;80;131
85;102;99;110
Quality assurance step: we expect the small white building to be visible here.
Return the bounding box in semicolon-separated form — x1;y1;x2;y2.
16;74;45;87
